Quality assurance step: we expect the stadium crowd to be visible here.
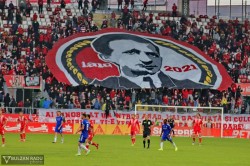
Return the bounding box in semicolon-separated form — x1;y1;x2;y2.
0;1;249;114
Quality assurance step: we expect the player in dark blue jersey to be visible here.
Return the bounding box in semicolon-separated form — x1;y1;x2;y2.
75;113;91;156
52;111;64;143
158;119;178;151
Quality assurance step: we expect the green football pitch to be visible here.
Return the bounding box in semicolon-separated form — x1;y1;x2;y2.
0;134;249;166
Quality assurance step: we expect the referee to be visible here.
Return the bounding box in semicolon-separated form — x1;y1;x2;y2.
168;115;175;136
142;115;153;149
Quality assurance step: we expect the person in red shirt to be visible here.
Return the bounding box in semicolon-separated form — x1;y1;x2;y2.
110;89;116;100
38;0;43;14
17;111;28;142
142;0;147;11
192;113;203;145
33;12;38;21
86;114;99;149
0;109;7;147
128;114;140;146
124;95;130;110
182;88;189;104
172;3;177;17
162;95;169;105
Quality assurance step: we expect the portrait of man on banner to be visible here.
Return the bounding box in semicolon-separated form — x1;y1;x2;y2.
91;34;211;89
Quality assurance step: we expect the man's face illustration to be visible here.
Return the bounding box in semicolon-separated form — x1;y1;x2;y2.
108;39;162;77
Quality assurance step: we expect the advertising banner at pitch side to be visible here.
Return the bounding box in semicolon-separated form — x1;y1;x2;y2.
38;109;250;131
46;28;232;90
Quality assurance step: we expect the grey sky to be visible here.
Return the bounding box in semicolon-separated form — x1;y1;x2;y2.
207;0;250;6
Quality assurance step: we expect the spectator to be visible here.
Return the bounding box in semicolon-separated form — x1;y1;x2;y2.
101;16;108;29
10;97;17;113
4;93;10;109
105;97;112;119
83;0;89;10
78;0;83;10
93;99;101;109
81;99;86;109
142;0;147;11
56;93;64;107
32;20;39;35
0;77;4;93
8;1;14;10
172;3;177;17
124;0;129;7
19;0;26;13
7;9;14;25
16;11;22;24
130;0;134;9
0;92;3;104
24;99;31;113
60;0;66;8
67;99;74;109
90;23;98;32
47;0;51;7
91;0;97;12
182;88;188;104
43;98;52;109
33;12;38;21
26;0;32;16
0;0;5;13
193;92;199;107
38;0;43;14
117;0;122;11
110;11;116;27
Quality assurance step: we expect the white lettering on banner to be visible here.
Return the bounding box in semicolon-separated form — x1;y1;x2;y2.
38;109;250;130
232;130;250;138
5;124;21;131
82;62;113;68
152;126;161;135
152;126;193;136
28;124;49;132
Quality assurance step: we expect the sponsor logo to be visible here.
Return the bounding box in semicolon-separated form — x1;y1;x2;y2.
28;124;48;132
1;155;44;165
2;156;11;164
5;124;21;131
63;124;73;132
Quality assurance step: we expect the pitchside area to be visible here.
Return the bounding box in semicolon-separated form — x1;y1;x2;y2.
1;134;249;166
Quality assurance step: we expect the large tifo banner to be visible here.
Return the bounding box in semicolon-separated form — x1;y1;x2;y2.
46;28;232;90
37;109;250;138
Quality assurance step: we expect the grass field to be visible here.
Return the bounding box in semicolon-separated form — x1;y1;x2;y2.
1;134;249;166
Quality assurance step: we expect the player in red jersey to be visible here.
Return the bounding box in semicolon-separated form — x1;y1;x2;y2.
0;109;7;147
128;114;140;146
86;114;99;149
17;111;28;142
192;113;203;145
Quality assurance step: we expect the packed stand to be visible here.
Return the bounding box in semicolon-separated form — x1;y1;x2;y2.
0;2;248;114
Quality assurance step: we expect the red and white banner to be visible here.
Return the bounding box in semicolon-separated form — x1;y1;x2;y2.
3;114;38;122
4;122;73;134
38;109;250;130
3;110;250;138
237;83;250;96
4;75;42;89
